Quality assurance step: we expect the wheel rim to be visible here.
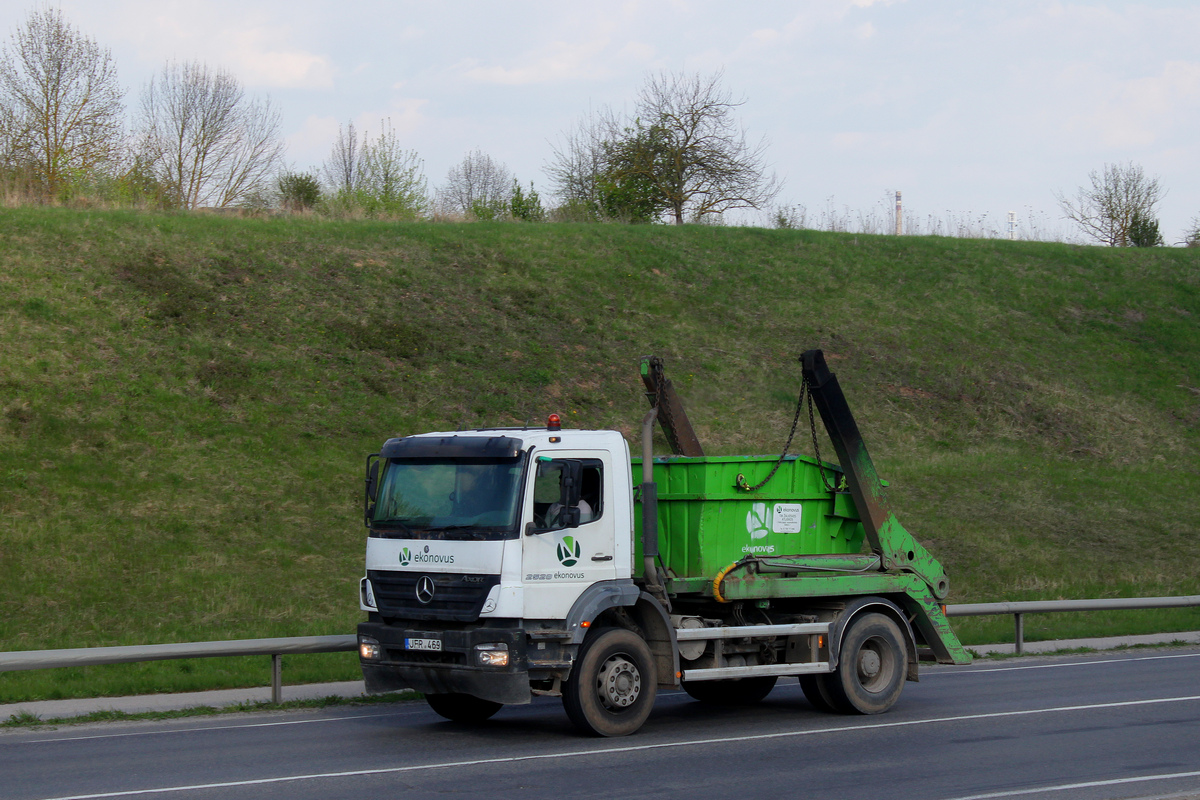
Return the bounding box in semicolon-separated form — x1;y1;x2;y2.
856;636;893;693
596;654;641;710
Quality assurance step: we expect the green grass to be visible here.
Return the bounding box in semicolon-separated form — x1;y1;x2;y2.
2;208;1199;702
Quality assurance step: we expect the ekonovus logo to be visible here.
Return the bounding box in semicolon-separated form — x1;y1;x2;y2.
746;502;770;540
557;535;581;567
398;547;411;566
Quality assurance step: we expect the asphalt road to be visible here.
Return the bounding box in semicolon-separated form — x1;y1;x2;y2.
3;648;1199;800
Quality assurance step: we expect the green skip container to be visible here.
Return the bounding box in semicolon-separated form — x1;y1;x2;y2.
632;454;866;580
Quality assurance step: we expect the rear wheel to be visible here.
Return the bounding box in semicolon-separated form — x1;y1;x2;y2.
682;676;778;705
824;612;906;715
563;627;657;737
425;693;503;723
799;674;840;712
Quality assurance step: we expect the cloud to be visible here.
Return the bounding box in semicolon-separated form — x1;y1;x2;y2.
286;115;342;164
1063;60;1200;150
225;28;334;89
460;38;618;85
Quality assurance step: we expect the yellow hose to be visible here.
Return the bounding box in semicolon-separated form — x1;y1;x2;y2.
712;561;741;603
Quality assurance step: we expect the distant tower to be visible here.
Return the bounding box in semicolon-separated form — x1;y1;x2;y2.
1008;211;1016;240
895;191;902;235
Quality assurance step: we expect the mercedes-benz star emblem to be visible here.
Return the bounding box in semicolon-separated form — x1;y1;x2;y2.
415;575;435;604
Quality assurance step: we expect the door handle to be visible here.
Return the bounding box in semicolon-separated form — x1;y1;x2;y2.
591;554;613;562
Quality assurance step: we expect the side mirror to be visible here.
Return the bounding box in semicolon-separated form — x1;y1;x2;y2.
364;455;380;527
559;459;582;507
560;506;581;528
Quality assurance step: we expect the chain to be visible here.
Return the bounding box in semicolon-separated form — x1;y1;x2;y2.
806;381;835;492
735;375;835;493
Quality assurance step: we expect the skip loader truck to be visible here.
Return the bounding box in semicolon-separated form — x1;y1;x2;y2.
356;351;971;736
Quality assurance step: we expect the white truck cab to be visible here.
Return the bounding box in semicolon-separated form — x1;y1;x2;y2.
357;420;662;717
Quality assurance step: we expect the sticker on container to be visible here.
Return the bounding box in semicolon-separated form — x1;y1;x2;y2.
772;503;803;533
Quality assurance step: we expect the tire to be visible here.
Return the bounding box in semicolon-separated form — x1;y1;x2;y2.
682;676;778;705
799;674;841;713
562;627;657;737
425;693;503;723
824;612;907;715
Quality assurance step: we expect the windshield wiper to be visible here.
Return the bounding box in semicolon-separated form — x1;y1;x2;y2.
374;519;417;536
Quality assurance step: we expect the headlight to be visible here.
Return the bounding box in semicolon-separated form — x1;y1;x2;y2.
359;636;382;660
475;642;509;667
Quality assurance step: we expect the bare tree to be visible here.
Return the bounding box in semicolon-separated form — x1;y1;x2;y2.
436;149;512;220
138;61;284;209
322;120;360;195
0;7;124;200
545;106;620;218
631;70;780;225
1055;162;1165;247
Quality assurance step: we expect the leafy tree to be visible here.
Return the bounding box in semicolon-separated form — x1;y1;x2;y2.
1055;162;1165;247
0;7;124;201
595;122;671;223
356;121;427;218
510;180;545;222
437;149;511;220
137;60;284;209
547;70;780;225
319;120;427;218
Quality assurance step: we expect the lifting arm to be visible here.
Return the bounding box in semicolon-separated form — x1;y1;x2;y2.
640;356;704;457
800;350;950;600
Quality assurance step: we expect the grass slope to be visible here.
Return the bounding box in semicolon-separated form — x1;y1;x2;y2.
2;208;1199;701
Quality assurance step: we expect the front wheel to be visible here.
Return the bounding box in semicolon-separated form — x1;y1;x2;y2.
425;693;503;723
563;627;657;736
824;612;907;714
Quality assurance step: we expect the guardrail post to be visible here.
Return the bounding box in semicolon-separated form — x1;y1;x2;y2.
1014;613;1024;655
271;654;282;704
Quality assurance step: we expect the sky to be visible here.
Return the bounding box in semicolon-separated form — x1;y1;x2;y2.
3;1;1198;242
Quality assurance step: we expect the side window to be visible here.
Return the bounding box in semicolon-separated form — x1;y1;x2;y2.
578;461;602;523
532;458;603;530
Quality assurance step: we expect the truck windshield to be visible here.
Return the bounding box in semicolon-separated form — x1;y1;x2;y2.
371;456;526;540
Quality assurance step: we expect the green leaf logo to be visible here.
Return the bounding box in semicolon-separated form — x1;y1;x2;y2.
557;535;581;567
746;502;770;540
398;547;411;566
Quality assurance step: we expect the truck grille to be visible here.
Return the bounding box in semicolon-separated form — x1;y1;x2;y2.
367;570;500;622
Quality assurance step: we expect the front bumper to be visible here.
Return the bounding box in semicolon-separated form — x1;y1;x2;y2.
357;621;531;705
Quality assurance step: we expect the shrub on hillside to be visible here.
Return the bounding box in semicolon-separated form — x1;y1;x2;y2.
278;171;322;212
1128;210;1163;247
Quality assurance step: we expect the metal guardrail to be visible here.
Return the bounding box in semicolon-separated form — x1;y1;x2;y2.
945;595;1200;654
0;635;357;705
2;595;1199;702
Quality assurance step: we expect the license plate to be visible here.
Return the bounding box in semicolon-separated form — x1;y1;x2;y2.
405;638;442;652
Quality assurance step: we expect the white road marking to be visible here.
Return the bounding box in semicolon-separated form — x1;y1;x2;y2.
931;651;1200;675
30;693;1200;800
940;769;1200;800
